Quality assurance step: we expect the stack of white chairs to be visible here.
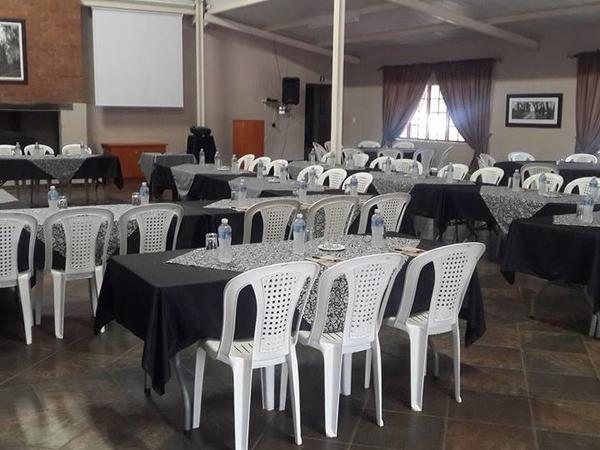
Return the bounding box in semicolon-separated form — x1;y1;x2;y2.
242;199;300;244
312;143;327;162
317;168;347;189
358;193;411;234
341;172;373;194
565;153;598;163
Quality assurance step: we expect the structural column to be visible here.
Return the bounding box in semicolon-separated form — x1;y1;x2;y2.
196;0;206;126
330;0;346;163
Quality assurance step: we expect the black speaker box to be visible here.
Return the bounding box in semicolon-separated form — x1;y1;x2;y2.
282;77;300;105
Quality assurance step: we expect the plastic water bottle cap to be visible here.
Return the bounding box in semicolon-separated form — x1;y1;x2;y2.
296;214;303;219
50;186;55;190
142;182;147;187
221;218;228;224
374;209;380;214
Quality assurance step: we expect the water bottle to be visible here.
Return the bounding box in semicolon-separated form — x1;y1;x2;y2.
292;214;306;256
15;142;21;155
328;154;335;167
298;180;308;202
384;157;392;175
512;170;521;191
47;185;59;210
537;172;548;195
80;142;85;153
231;154;238;174
214;151;222;169
410;160;419;176
581;196;594;224
349;175;358;196
139;182;150;204
445;163;454;183
239;178;247;202
279;165;289;181
371;209;385;248
217;219;233;263
308;168;317;187
589;177;599;202
34;142;41;156
198;148;206;165
256;159;264;179
346;154;354;169
309;148;316;164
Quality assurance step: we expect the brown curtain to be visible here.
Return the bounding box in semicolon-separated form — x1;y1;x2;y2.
435;59;494;166
382;64;433;145
575;51;600;154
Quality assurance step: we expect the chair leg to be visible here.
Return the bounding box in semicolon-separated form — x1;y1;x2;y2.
408;328;427;412
371;340;384;427
34;269;43;326
287;347;303;446
52;272;66;339
88;277;98;318
364;349;372;389
260;366;275;411
144;373;151;394
341;353;352;396
192;347;206;429
17;276;33;345
231;359;253;450
452;324;462;404
279;362;288;411
322;346;343;438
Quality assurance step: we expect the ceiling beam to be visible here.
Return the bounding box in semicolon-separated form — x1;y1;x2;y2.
384;0;538;49
81;0;195;15
205;14;361;63
329;24;450;46
206;0;269;15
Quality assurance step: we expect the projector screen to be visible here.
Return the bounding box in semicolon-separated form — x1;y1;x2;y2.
92;8;184;108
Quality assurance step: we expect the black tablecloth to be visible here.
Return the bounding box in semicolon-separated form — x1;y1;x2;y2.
95;237;484;394
501;216;600;311
362;148;415;163
495;160;600;188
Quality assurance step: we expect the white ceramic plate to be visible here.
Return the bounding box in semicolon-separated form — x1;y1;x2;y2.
318;243;346;252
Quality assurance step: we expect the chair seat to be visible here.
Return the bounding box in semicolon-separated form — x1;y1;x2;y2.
384;311;429;330
203;338;254;360
298;330;343;346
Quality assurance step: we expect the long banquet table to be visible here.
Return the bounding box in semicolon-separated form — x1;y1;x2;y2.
495;160;600;188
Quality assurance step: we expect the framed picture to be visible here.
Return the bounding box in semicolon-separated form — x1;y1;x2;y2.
505;94;562;128
0;18;27;83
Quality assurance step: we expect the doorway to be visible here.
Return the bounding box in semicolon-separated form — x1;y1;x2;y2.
304;83;331;159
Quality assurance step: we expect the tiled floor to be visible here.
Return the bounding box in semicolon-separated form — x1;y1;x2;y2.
1;182;600;449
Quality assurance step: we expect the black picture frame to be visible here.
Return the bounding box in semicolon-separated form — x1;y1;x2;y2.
0;18;27;84
505;93;562;128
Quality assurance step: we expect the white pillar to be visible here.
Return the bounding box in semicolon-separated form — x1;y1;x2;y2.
330;0;346;164
195;0;205;126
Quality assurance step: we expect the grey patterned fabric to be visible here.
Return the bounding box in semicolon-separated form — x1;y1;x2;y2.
228;177;326;198
171;164;252;197
0;155;94;183
370;172;473;194
167;235;418;332
553;212;600;227
138;153;196;182
480;186;583;233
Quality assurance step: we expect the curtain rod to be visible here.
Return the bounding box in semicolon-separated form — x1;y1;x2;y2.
378;57;500;71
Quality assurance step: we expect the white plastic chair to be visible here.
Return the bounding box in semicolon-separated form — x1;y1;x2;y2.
477;154;496;168
237;154;256;171
392;141;414;149
369;156;392;170
320;151;335;163
312;143;327;161
0;213;37;344
306;196;357;239
564;177;598;195
357;193;411;234
285;254;404;437
508;151;535;162
433;145;456;171
413;149;435;174
118;204;183;255
296;164;324;182
191;261;320;449
358;140;381;149
520;163;557;180
44;208;114;339
317;168;347;189
378;149;403;159
342;148;361;162
469;167;504;185
0;145;16;156
522;173;564;192
267;159;289;177
437;164;469;181
61;144;92;155
242;199;300;244
565;153;598;163
24;144;54;156
352;152;369;168
384;243;485;411
341;172;373;194
392;159;423;174
248;156;272;173
324;141;331;152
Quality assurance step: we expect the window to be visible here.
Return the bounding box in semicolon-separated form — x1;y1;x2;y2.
400;84;464;142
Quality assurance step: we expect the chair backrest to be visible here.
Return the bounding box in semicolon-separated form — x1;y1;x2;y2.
118;204;183;255
44;208;114;275
324;141;331;152
0;213;37;287
469;167;504;185
413;149;435;174
477;153;496;168
378;149;403;159
0;145;15;156
352;152;369;168
307;253;404;349
392;158;423;174
297;164;324;182
317;168;347;189
508;151;535;162
520;163;557;180
437;163;469;180
522;173;564;191
320;151;335;163
342;148;361;162
24;144;54;156
217;261;320;364
564;177;597;195
61;144;92;155
341;172;373;194
358;140;380;149
242;199;300;244
435;145;455;169
248;156;272;172
312;142;327;161
266;159;288;177
369;156;392;170
358;193;411;234
306;196;357;239
391;243;485;333
565;153;598;163
392;141;414;149
237;154;256;170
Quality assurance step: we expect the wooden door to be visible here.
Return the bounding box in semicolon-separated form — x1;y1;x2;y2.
233;120;264;156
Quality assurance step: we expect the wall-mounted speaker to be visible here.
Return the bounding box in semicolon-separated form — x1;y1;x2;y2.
282;77;300;105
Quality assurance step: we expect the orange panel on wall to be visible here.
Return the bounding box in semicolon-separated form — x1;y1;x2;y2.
233;120;264;156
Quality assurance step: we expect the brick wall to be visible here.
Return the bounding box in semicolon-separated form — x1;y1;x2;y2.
1;0;84;104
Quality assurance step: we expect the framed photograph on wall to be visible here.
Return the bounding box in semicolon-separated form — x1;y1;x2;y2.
506;94;562;128
0;18;27;83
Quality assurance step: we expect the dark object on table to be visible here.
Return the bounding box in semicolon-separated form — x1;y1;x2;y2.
187;126;217;163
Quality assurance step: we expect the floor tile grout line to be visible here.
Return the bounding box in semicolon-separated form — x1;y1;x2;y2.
583;338;600;380
517;320;540;450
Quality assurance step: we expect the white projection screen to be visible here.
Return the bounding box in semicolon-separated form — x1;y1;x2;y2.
92;8;184;108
